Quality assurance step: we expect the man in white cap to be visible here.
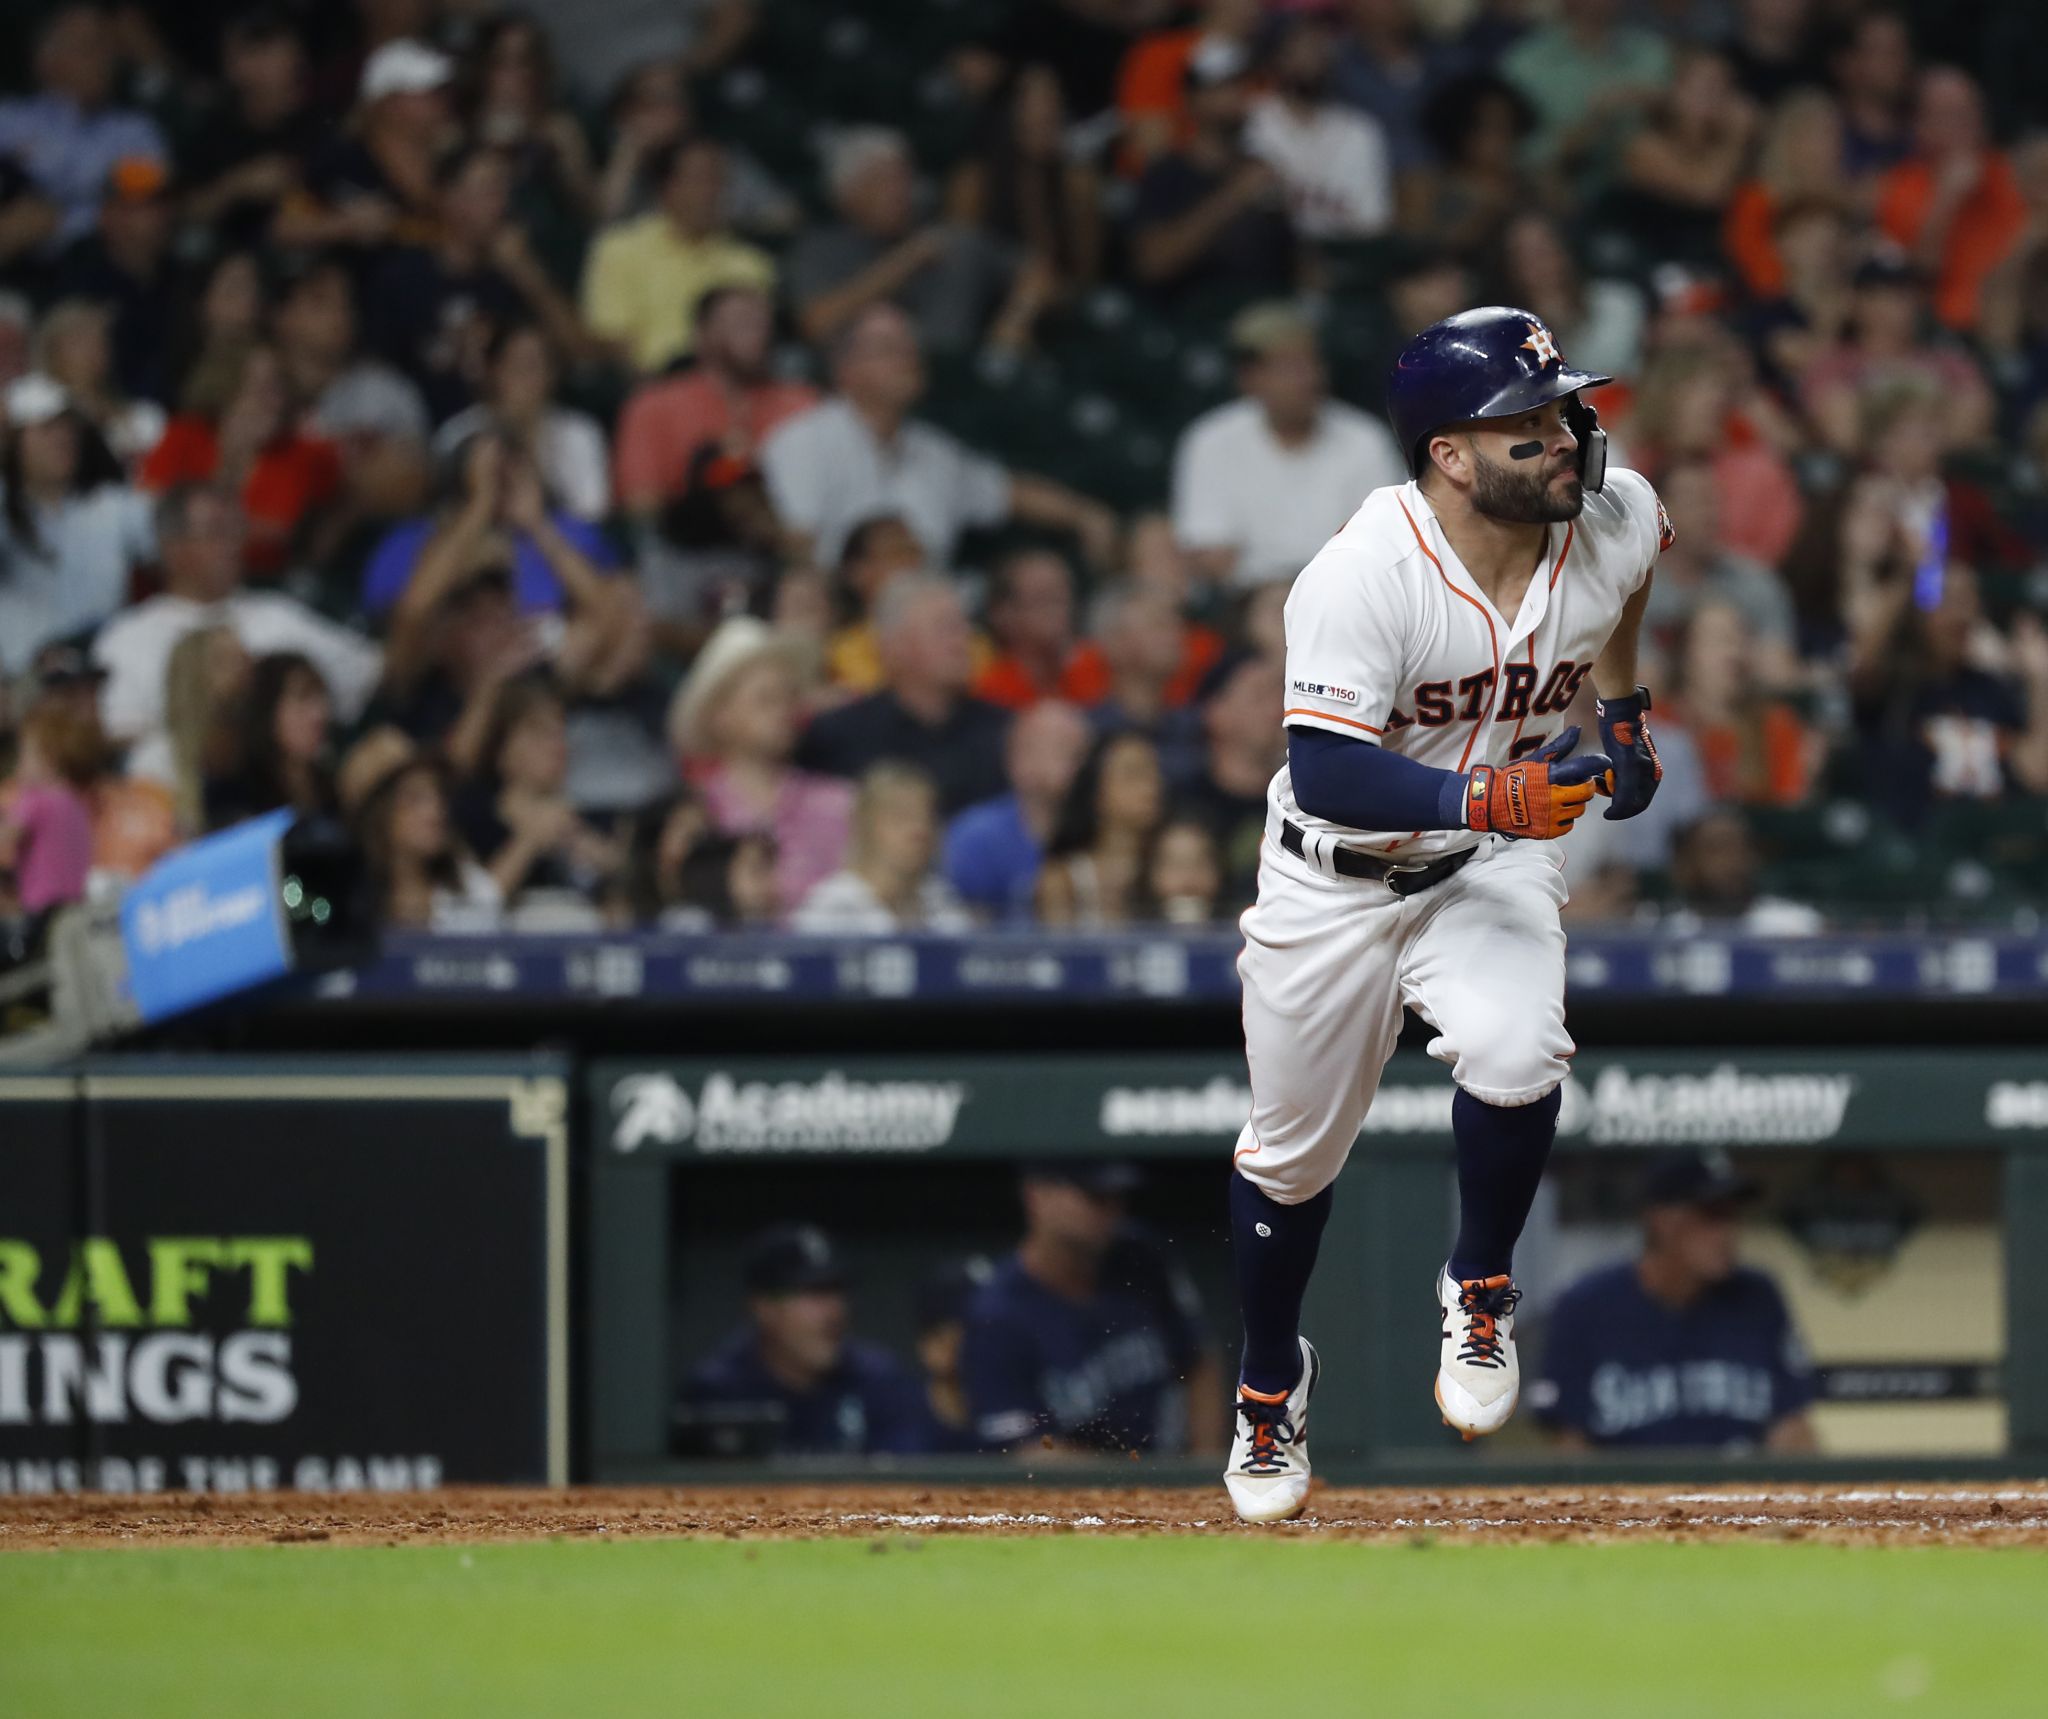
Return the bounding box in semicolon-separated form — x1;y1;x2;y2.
275;39;454;254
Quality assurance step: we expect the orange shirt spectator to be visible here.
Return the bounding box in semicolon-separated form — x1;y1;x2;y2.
1877;153;2025;330
614;370;817;513
141;417;343;578
1721;91;1849;300
1876;67;2028;331
1690;703;1814;805
1116;27;1198;173
91;776;179;875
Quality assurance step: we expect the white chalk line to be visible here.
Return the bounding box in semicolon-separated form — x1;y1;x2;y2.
836;1502;2048;1535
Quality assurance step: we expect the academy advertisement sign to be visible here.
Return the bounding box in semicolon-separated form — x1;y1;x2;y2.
0;1068;564;1495
598;1051;2043;1159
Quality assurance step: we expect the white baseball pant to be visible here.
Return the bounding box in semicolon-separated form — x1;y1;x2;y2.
1232;826;1574;1205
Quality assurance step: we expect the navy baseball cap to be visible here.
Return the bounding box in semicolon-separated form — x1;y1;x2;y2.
1639;1150;1759;1211
743;1223;847;1295
914;1256;993;1332
1021;1160;1144;1197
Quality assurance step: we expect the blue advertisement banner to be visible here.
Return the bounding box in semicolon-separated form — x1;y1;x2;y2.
121;810;295;1022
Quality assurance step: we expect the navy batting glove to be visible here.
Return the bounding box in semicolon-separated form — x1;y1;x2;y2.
1595;687;1662;820
1530;725;1613;787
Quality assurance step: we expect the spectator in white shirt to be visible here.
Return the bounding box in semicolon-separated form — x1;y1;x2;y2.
1170;302;1406;588
0;374;153;675
761;302;1117;569
791;761;971;934
1245;12;1393;242
93;483;383;746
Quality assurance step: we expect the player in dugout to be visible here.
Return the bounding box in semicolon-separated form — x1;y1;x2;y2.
1530;1149;1819;1451
679;1222;928;1457
960;1162;1224;1456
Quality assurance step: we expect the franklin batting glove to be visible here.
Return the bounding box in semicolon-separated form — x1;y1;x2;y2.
1464;726;1612;841
1594;687;1662;820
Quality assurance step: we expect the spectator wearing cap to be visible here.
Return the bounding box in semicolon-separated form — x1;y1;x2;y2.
8;646;175;879
1244;11;1393;244
613;285;818;525
1128;37;1305;303
579;137;775;375
1170;303;1405;590
0;374;152;676
1877;67;2027;333
761;303;1117;572
1115;0;1263;176
48;157;177;405
182;8;325;251
960;1163;1219;1455
0;4;167;252
1498;0;1672;182
365;144;589;426
1531;1150;1818;1451
680;1223;926;1458
433;322;608;521
1169;651;1282;910
669;615;853;915
903;1258;994;1454
275;39;453;255
787;126;1011;353
797;574;1010;816
93;483;382;747
943;698;1091;923
790;761;971;934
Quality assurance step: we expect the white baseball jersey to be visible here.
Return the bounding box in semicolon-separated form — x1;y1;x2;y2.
1232;465;1670;1206
1271;467;1671;861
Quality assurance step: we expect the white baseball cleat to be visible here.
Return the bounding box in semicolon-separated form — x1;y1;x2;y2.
1435;1269;1522;1440
1225;1337;1320;1524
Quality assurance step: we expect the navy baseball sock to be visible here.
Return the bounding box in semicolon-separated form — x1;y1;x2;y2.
1230;1170;1333;1398
1447;1086;1561;1283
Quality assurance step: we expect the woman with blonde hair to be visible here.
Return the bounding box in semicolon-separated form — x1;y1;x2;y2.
791;763;969;933
143;624;251;834
1723;91;1852;298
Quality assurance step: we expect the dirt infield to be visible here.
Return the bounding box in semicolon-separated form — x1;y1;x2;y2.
5;1483;2048;1550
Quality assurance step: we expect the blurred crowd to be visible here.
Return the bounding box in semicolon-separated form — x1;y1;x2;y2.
3;0;2048;943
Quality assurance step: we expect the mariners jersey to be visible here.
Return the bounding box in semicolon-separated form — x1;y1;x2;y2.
1273;467;1671;860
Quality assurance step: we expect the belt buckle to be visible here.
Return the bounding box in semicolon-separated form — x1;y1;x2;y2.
1384;860;1430;896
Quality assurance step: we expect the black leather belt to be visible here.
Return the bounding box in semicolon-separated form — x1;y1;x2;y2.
1280;821;1481;896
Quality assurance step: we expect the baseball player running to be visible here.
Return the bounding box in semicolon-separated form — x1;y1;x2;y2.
1224;306;1668;1523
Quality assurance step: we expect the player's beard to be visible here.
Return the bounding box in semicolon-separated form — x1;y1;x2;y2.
1470;448;1584;524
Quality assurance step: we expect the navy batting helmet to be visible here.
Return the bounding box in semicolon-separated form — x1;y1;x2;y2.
1386;305;1612;492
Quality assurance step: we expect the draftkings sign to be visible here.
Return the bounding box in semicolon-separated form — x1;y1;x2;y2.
0;1066;566;1495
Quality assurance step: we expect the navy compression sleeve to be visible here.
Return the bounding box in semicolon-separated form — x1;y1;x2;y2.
1286;726;1470;832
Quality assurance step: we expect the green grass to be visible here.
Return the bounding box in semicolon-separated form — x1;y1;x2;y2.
4;1536;2046;1717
